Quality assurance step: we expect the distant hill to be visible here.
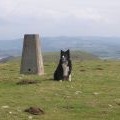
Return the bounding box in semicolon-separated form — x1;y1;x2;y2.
0;36;120;59
43;51;99;63
0;51;99;63
0;56;16;63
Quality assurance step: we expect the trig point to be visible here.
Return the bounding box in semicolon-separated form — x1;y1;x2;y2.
20;34;44;75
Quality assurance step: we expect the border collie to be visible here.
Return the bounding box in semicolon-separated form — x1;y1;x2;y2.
54;49;72;81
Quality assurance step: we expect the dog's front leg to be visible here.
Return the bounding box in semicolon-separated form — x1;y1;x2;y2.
68;74;71;81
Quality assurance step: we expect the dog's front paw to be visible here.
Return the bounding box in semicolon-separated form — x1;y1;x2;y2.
68;74;72;82
59;80;63;82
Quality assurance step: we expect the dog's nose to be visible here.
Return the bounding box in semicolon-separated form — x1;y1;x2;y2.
62;56;66;61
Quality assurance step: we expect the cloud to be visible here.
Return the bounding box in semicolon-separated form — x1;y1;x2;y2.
0;0;112;22
0;0;120;39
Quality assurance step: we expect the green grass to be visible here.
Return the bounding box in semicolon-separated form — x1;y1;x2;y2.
43;51;99;62
0;57;120;120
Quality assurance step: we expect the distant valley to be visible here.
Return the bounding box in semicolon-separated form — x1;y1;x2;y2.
0;36;120;59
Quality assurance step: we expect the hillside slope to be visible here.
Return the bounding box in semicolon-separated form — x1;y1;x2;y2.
0;57;120;120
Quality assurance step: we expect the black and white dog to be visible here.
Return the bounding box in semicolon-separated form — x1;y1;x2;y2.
54;49;72;81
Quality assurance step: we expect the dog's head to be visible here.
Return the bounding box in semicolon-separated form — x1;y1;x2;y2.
60;49;70;64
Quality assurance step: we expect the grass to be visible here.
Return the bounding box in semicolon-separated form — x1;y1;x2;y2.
43;51;99;62
0;55;120;120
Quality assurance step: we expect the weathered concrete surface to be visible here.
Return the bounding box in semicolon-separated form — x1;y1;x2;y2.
20;34;44;75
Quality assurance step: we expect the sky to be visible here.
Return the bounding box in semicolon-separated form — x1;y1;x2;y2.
0;0;120;39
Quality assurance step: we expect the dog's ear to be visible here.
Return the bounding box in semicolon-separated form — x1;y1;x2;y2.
60;50;63;57
67;49;70;53
61;50;63;54
66;49;70;58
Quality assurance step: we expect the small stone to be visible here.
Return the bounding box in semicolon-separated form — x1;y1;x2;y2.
28;116;33;119
93;92;99;96
108;104;113;108
75;91;82;95
9;111;12;114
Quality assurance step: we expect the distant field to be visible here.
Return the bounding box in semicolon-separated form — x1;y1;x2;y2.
42;51;98;62
0;52;120;120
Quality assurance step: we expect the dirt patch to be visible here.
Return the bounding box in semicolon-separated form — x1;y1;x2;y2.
80;65;84;67
24;107;44;115
116;102;120;106
63;106;74;110
17;80;39;85
95;68;104;70
80;69;86;72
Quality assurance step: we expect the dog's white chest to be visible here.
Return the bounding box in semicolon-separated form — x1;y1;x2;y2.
62;64;69;76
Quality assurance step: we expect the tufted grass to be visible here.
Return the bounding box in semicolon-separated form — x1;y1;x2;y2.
0;58;120;120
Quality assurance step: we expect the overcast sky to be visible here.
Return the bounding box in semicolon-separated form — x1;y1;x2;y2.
0;0;120;39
